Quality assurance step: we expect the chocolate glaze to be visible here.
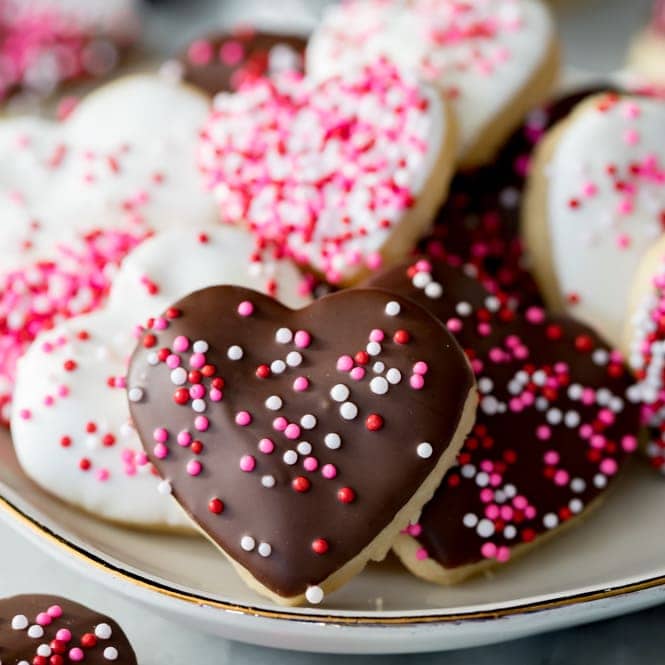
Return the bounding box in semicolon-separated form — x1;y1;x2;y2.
179;29;307;95
0;594;136;663
128;286;474;598
422;86;611;308
367;258;640;570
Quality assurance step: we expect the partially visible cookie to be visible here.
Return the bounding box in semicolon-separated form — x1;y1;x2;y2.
11;227;310;529
0;594;136;664
367;258;639;584
178;28;306;95
628;1;665;86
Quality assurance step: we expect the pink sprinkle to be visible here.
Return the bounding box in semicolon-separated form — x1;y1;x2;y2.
337;355;354;372
190;352;206;369
238;300;254;317
48;605;63;619
194;415;210;432
623;129;640;145
526;307;545;324
303;456;319;472
173;336;190;352
366;252;383;270
259;438;275;454
153;428;169;443
210;388;223;401
166;354;181;369
293;376;309;391
187;460;202;476
285;423;301;440
479;488;493;503
273;417;288;432
370;329;385;342
322;463;337;479
19;409;31;420
177;430;192;447
554;469;569;486
410;374;425;390
407;523;422;537
415;547;429;561
69;648;84;662
154;443;168;459
600;458;618;476
413;362;428;375
153;317;168;330
188;39;214;65
190;384;205;399
513;495;527;510
294;330;311;348
537;426;551;441
96;469;110;482
481;542;497;559
496;546;511;563
446;318;462;332
622;435;638;452
350;367;365;381
616;233;631;249
36;612;51;626
543;450;559;465
56;628;71;642
220;39;244;65
235;411;252;427
240;455;256;472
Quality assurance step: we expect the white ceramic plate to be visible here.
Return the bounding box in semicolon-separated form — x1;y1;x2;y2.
1;430;665;654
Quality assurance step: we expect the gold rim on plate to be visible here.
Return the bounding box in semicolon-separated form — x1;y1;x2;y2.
2;493;663;626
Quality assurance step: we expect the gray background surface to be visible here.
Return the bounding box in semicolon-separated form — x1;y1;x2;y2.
1;0;660;662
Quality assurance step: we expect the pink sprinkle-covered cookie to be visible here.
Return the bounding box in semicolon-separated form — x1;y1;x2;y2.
198;59;456;286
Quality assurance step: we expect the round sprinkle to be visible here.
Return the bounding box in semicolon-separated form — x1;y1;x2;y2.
128;387;144;402
261;474;276;488
227;345;243;360
240;535;256;551
237;301;254;317
417;442;433;459
312;538;329;555
294;330;311;348
330;384;350;402
258;438;275;454
337;487;355;503
425;282;443;298
28;624;44;638
370;376;389;395
297;441;312;455
192;398;206;413
104;647;119;661
276;327;293;344
283;450;298;465
265;395;283;411
170;367;187;385
186;460;202;476
258;542;272;557
324;433;342;449
385;301;401;316
271;359;287;374
235;411;252;426
366;341;381;356
366;413;384;431
193;340;209;353
11;614;28;630
240;455;256;472
386;368;402;384
300;414;317;430
306;586;324;604
340;402;358;420
208;498;224;514
157;480;172;495
286;351;303;367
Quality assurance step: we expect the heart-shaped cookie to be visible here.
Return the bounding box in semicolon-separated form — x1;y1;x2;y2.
0;0;139;102
423;86;610;309
307;0;559;168
0;74;218;422
11;227;309;528
0;594;136;664
197;59;456;286
367;258;639;583
523;92;665;350
127;286;476;604
628;0;665;86
177;28;306;95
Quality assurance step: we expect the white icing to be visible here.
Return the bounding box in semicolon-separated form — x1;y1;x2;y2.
11;227;310;528
307;0;554;157
545;95;665;348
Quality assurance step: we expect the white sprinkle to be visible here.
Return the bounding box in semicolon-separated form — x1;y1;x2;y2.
478;377;493;394
11;614;28;630
276;327;293;344
593;473;607;488
325;433;341;449
193;340;209;353
592;349;609;365
386;368;401;384
258;542;272;557
504;525;517;539
330;384;350;402
412;271;431;288
95;623;113;640
36;645;51;657
241;535;256;551
456;302;472;316
170;367;187;385
569;498;583;514
147;351;159;366
300;414;317;429
504;484;517;498
463;513;478;528
370;376;389;395
262;475;276;488
485;296;500;312
271;359;286;374
571;477;586;493
157;480;172;495
265;395;283;411
564;411;580;428
306;586;324;604
385;301;401;316
283;450;298;465
286;351;303;367
476;519;495;538
340;402;358;420
296;441;312;456
192;398;206;413
227;345;243;361
543;513;559;529
27;625;44;639
461;464;476;478
416;442;433;459
128;387;144;402
373;361;385;374
425;282;443;299
366;341;381;356
475;471;489;487
103;647;119;661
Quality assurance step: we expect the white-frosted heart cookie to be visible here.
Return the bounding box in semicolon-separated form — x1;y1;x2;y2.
11;227;310;528
523;93;665;350
0;75;218;422
198;59;456;285
307;0;559;168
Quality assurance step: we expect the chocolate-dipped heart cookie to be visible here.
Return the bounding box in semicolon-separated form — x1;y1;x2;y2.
367;259;640;583
0;594;136;664
179;28;306;95
127;287;477;605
